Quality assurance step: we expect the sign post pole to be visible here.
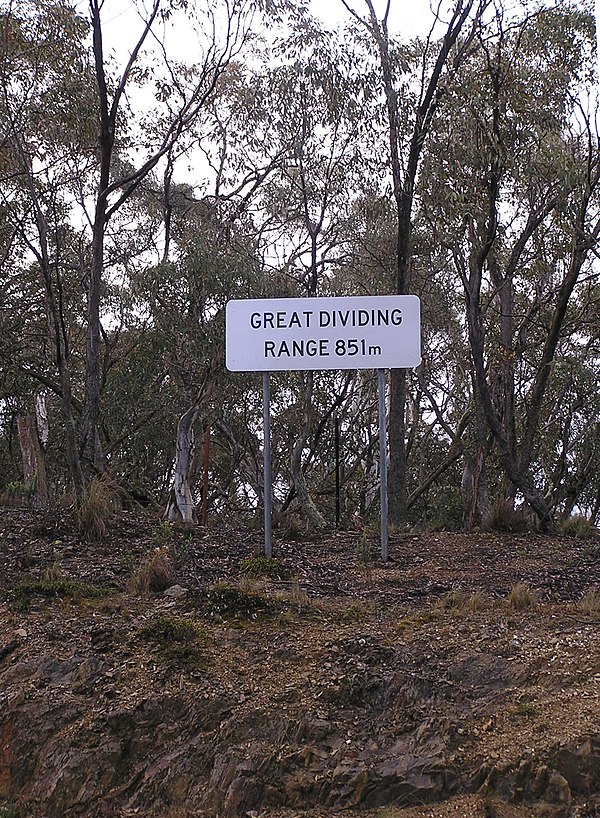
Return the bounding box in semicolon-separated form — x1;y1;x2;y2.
378;369;389;563
262;372;273;558
335;415;341;527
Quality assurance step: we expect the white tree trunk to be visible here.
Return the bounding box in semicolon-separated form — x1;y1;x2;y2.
165;373;214;524
166;405;198;523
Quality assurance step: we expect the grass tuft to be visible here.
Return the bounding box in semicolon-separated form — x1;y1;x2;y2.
507;582;537;611
76;475;119;542
578;586;600;615
129;546;174;596
481;500;533;533
240;555;290;580
559;515;595;540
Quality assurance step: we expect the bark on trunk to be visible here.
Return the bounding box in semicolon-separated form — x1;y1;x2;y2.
289;373;327;531
16;415;48;508
165;373;214;523
166;404;198;523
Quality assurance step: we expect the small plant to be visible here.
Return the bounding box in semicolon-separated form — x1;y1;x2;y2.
9;579;108;612
0;481;34;508
481;500;532;534
137;615;207;669
578;586;600;615
559;514;595;540
207;582;275;619
152;519;172;546
355;533;374;579
280;512;307;541
582;542;600;558
129;546;174;596
287;577;310;606
510;700;537;718
76;475;119;542
440;589;470;611
397;608;440;632
42;558;63;583
240;555;289;580
0;800;26;818
507;582;537;611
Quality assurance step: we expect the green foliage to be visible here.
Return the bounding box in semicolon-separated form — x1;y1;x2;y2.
1;0;599;533
240;555;289;579
559;515;595;540
206;583;276;619
8;579;108;612
423;485;463;531
152;520;172;546
137;615;207;669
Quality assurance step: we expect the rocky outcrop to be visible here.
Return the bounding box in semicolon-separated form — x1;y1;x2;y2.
1;644;599;817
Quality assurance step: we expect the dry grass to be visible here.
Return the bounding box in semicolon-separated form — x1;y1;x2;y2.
76;475;119;542
129;546;174;596
578;586;600;615
439;589;490;613
559;514;595;540
507;582;537;611
481;500;533;534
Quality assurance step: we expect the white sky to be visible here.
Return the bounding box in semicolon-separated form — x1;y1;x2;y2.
92;0;439;59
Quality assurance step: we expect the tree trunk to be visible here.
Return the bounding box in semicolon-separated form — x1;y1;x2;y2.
359;0;479;526
165;372;214;523
166;404;199;523
289;373;327;531
16;415;48;508
80;211;106;484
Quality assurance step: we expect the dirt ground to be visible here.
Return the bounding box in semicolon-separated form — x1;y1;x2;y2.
0;507;599;817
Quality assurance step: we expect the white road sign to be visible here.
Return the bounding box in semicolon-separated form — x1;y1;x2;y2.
225;295;421;371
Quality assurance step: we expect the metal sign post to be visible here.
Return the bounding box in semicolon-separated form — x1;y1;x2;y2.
378;369;389;563
262;372;272;557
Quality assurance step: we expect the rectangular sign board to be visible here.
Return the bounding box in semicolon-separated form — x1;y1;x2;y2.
226;295;421;372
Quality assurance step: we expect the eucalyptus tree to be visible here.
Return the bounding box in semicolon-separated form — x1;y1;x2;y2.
79;0;265;490
339;0;487;526
0;0;269;503
0;0;98;498
194;20;374;529
420;2;600;529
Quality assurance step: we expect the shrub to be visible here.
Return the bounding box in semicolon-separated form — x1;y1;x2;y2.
129;546;174;596
240;555;289;580
0;481;34;508
559;515;595;540
481;500;532;534
207;583;275;618
137;615;207;669
9;579;108;612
